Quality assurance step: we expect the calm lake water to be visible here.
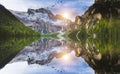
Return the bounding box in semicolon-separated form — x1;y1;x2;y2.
0;7;120;74
0;1;120;74
0;33;120;74
0;38;94;74
0;19;120;74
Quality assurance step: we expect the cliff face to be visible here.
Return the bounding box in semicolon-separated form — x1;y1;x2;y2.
11;8;72;33
84;1;120;18
74;0;120;73
27;8;55;20
75;1;120;29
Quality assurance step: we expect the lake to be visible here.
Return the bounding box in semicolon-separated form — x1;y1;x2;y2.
0;1;120;74
0;27;120;74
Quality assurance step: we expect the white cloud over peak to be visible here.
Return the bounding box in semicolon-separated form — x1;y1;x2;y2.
0;0;94;18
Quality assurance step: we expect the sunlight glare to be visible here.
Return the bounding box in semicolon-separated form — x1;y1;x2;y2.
62;13;70;19
62;54;70;61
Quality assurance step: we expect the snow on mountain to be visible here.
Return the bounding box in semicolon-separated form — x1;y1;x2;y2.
10;8;71;33
9;39;69;65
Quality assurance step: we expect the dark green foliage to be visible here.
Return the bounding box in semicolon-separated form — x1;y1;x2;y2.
0;5;40;68
87;19;120;71
68;27;87;43
89;18;120;54
68;0;120;73
85;1;120;19
68;17;120;72
0;37;40;68
0;5;40;37
42;32;59;39
68;30;79;41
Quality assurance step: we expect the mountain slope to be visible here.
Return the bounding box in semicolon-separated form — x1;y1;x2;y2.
0;4;39;36
71;1;120;73
11;8;72;33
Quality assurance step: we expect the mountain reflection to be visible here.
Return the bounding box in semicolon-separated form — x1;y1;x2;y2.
0;37;39;68
0;1;120;74
0;38;94;74
10;38;62;65
10;38;84;65
1;30;119;74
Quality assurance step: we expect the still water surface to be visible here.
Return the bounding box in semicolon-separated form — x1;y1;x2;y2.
0;38;94;74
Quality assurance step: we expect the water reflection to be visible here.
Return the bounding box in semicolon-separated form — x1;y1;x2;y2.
0;1;120;74
0;37;38;68
0;55;94;74
68;18;120;73
68;1;120;73
9;38;86;65
0;38;94;74
0;34;119;74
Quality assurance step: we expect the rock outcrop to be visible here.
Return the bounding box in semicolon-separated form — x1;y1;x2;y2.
27;8;55;20
10;8;72;33
74;0;120;29
10;38;62;65
73;0;120;73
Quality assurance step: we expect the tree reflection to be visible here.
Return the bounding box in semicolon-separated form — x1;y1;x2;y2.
68;1;120;73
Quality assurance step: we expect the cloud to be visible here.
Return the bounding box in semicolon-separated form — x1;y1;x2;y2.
0;0;26;11
0;0;94;18
0;0;48;11
49;0;94;19
0;52;94;74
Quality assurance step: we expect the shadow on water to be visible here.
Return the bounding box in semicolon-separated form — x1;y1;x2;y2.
0;37;39;68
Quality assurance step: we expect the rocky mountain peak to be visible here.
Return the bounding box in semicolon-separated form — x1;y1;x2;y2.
27;9;35;14
75;16;83;25
0;4;5;9
27;8;54;19
73;0;120;30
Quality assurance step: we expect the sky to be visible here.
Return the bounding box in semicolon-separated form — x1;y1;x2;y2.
0;0;94;18
0;51;94;74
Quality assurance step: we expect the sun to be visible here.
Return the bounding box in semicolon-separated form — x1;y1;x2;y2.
62;13;69;19
62;54;70;61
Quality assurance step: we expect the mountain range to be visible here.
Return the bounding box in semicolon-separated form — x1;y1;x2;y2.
0;4;39;36
10;8;72;33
